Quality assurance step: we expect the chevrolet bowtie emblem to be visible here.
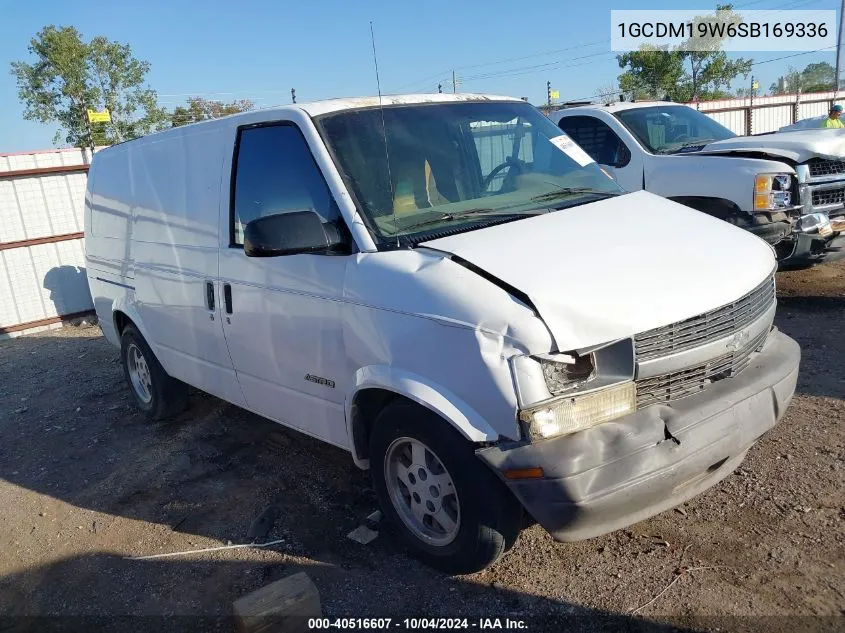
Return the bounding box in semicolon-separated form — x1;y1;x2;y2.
727;330;751;352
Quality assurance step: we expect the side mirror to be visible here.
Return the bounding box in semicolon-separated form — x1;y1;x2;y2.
243;210;346;257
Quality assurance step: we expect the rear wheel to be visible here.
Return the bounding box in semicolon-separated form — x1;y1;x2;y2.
370;400;522;574
120;324;188;420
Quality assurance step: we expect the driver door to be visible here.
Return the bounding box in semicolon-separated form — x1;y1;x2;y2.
557;115;643;192
217;120;352;448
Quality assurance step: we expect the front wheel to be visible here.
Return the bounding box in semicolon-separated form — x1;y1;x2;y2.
370;401;522;574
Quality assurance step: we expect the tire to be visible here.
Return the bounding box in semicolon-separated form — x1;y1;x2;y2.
370;400;522;574
120;324;188;420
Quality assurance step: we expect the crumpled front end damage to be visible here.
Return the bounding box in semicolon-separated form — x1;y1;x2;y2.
694;145;845;268
477;330;800;542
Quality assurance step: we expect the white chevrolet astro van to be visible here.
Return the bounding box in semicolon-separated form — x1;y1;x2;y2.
85;94;800;573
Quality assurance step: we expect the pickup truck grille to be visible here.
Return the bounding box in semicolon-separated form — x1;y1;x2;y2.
636;328;768;408
811;187;845;207
634;272;775;362
807;158;845;178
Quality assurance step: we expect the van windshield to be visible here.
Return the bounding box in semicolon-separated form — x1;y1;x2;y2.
614;105;736;154
317;101;623;244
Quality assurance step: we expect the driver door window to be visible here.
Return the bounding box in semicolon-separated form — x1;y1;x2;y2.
558;116;630;168
231;123;340;245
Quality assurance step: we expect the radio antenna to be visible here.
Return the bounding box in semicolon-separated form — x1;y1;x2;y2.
370;21;398;247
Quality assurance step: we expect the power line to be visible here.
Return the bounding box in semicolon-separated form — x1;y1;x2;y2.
395;0;824;92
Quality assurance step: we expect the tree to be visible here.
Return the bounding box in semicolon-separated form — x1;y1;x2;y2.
170;97;254;127
617;45;684;101
770;61;835;95
617;5;752;102
10;26;167;147
676;5;752;102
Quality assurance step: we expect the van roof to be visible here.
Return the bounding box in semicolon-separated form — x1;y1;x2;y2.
295;93;521;116
96;94;525;152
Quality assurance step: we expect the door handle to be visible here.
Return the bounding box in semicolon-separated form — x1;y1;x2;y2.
223;283;233;314
205;281;215;311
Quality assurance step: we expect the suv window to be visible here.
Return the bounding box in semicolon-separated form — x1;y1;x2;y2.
558;116;630;167
231;123;340;245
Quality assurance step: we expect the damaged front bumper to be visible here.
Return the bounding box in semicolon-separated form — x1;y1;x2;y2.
476;329;800;542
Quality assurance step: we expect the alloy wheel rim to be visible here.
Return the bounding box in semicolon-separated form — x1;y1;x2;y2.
127;343;153;404
384;437;461;546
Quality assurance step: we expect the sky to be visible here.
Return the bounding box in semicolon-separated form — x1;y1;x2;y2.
0;0;841;153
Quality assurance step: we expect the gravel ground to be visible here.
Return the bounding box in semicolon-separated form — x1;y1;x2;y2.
0;262;843;633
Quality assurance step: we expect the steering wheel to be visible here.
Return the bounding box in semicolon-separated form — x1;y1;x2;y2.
482;157;524;193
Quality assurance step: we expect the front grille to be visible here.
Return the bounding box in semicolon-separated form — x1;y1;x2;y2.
634;273;775;362
636;328;768;408
812;187;845;207
807;158;845;178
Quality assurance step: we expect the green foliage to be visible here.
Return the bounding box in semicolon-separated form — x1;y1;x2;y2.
10;25;167;147
170;97;254;127
617;5;752;102
769;62;836;95
618;46;684;101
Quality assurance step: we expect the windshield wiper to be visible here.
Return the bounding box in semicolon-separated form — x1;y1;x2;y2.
531;187;620;202
400;208;543;232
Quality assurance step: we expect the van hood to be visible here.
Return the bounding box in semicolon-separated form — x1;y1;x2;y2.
697;129;845;162
420;190;775;352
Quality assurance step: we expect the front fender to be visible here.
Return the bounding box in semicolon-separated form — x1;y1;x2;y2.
345;365;501;469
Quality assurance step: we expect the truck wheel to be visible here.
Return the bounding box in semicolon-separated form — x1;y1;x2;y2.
120;324;188;420
370;400;522;574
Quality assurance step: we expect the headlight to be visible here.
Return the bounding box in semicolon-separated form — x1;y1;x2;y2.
519;382;636;440
511;338;636;441
538;353;596;393
754;173;792;211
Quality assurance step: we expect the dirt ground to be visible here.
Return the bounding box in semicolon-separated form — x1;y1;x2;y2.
0;262;843;633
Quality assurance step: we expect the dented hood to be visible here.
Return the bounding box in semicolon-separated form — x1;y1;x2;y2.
421;191;775;352
697;129;845;162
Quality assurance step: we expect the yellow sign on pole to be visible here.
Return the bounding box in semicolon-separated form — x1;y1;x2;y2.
87;109;111;123
751;81;759;91
550;90;560;100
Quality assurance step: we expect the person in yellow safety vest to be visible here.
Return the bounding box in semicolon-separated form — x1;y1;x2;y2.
821;104;844;128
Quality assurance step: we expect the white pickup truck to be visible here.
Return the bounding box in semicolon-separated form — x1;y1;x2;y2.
549;101;845;268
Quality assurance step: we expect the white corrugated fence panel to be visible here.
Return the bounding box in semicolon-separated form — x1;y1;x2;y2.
0;147;97;335
753;105;793;134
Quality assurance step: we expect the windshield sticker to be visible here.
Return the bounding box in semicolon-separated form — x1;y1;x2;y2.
549;134;594;167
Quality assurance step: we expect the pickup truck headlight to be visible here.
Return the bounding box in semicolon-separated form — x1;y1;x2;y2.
519;382;636;440
754;173;792;211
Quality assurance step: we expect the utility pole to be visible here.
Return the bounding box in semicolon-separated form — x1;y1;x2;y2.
748;75;756;136
452;70;457;94
836;0;844;97
80;101;95;154
291;88;296;104
547;80;551;107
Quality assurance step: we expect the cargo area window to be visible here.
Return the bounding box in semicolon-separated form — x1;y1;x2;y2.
557;116;630;168
230;123;340;245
